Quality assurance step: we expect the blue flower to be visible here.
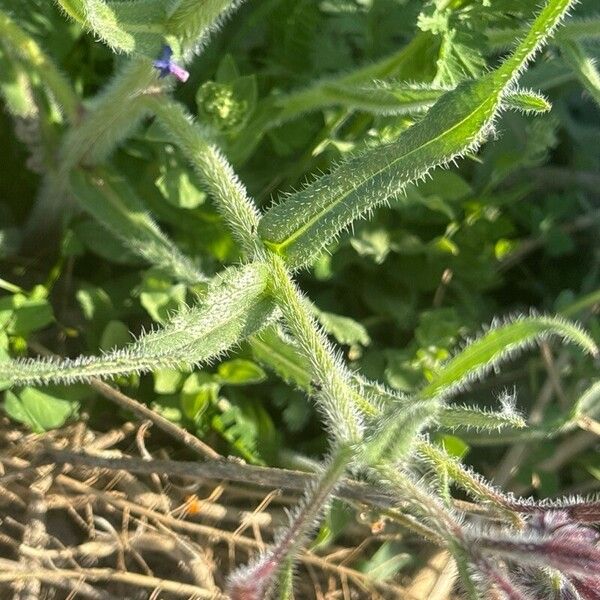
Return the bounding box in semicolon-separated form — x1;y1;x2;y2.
153;45;189;83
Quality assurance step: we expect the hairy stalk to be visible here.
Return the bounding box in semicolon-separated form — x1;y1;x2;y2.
26;58;158;238
375;463;462;540
226;443;353;600
415;440;524;527
143;94;261;256
495;0;577;86
266;254;372;442
361;401;439;467
561;40;600;107
0;9;79;122
60;58;158;172
437;404;527;432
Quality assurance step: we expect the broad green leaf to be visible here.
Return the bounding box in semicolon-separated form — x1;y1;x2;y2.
249;327;312;392
153;368;183;394
420;315;598;400
99;320;131;351
316;311;370;347
357;542;411;582
138;271;187;324
71;168;206;284
8;295;55;337
4;387;77;433
217;359;266;385
155;164;207;210
0;264;275;386
180;372;218;419
258;0;577;268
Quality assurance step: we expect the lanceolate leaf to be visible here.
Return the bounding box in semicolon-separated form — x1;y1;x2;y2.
0;9;79;121
308;83;551;118
71;168;207;284
0;264;274;387
502;89;552;114
64;0;244;56
280;81;449;119
165;0;246;52
437;405;527;432
257;0;577;269
420;315;598;401
81;0;166;55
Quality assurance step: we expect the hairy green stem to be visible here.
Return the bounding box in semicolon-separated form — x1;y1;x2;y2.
266;254;374;442
561;40;600;107
60;58;158;173
227;443;353;599
143;94;261;256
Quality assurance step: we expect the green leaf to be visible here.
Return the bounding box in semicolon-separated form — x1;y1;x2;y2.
0;264;275;386
561;40;600;107
571;380;600;421
316;311;370;347
138;271;187;324
153;368;184;394
99;320;132;352
257;0;577;269
362;399;439;466
155;160;207;210
71;168;206;284
357;542;411;582
217;359;267;385
80;0;166;55
438;404;527;432
165;0;245;51
8;295;54;337
249;327;312;392
180;372;218;420
502;88;552;114
4;387;77;433
420;315;598;400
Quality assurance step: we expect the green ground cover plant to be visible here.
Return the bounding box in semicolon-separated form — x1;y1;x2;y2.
0;0;599;597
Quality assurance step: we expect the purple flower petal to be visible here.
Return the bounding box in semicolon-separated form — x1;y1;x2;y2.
153;45;188;83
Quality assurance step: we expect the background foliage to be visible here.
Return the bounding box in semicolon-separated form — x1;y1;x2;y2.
0;0;599;595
